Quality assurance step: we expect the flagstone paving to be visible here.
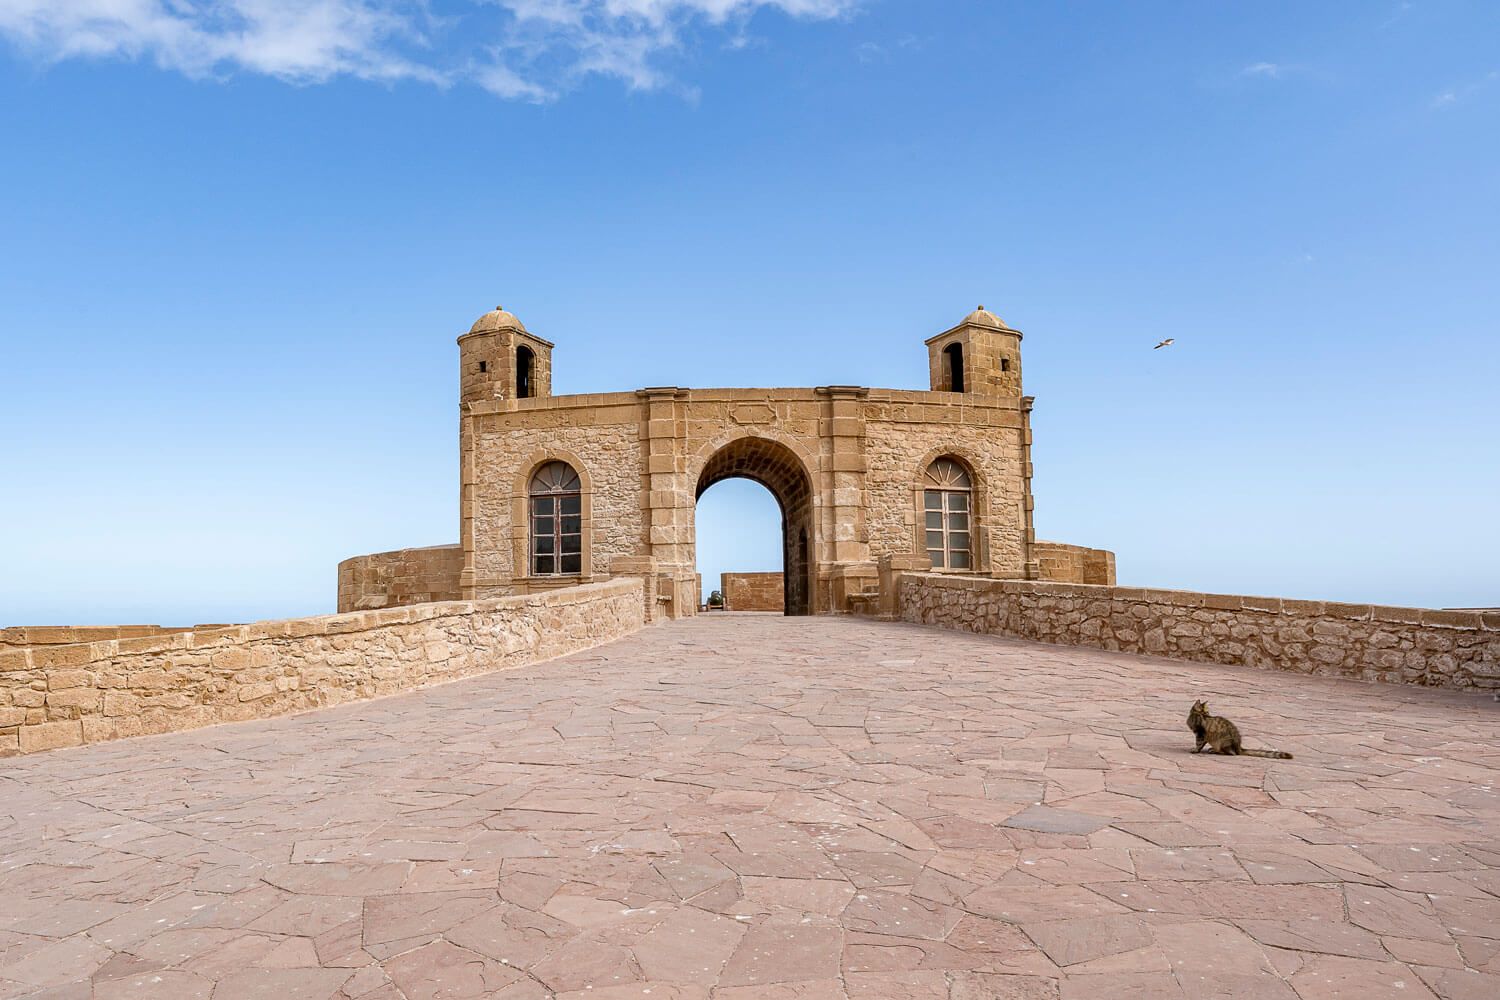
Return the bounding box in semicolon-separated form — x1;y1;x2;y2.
2;614;1498;999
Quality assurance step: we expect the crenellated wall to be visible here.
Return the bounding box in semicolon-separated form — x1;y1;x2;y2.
896;574;1499;692
1;579;643;757
337;544;463;613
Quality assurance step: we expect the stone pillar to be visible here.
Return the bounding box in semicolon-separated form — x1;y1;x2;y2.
610;555;662;623
814;385;872;613
878;553;931;619
636;387;695;618
1020;395;1039;581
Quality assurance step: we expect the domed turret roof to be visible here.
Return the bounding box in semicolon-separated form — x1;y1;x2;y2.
960;305;1012;330
468;305;528;335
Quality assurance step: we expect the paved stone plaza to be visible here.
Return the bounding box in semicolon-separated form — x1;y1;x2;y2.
2;616;1497;999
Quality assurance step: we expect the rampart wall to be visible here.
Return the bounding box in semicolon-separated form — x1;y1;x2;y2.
1;579;643;757
337;543;463;613
896;574;1499;692
721;572;785;612
1032;541;1116;585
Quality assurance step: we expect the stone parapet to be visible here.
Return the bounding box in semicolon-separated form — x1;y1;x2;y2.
896;574;1499;692
0;579;644;757
720;572;784;612
1032;540;1116;585
337;543;463;613
0;625;234;651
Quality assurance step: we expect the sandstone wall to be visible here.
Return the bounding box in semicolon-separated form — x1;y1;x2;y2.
0;579;644;757
896;574;1499;692
863;397;1028;578
721;572;785;612
468;398;645;596
336;544;463;613
1033;541;1116;586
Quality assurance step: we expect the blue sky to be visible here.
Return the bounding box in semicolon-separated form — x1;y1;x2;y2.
1;1;1496;625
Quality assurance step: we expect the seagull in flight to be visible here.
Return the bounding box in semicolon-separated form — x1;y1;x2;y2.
1153;338;1175;350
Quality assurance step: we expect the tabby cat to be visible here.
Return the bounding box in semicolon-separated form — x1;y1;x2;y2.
1187;700;1292;759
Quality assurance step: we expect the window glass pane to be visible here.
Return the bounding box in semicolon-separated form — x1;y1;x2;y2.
533;496;554;515
926;530;944;549
948;492;968;511
533;517;553;535
560;495;581;515
560;554;582;574
950;531;969;551
924;491;942;510
949;512;968;530
928;549;945;568
534;555;554;574
560;534;581;554
534;535;554;555
925;511;943;529
561;515;581;534
951;551;970;569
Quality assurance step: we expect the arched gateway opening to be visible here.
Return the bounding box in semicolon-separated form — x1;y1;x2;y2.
693;437;814;616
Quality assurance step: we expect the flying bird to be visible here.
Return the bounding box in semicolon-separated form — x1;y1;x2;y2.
1154;338;1175;350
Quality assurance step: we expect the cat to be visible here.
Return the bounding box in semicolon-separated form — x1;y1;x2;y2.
1187;700;1292;759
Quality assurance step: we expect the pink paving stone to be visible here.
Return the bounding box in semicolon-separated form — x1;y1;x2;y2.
1;614;1497;998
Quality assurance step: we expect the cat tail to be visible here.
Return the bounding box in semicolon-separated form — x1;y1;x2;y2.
1241;748;1293;759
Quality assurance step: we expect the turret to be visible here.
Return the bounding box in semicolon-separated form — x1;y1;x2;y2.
925;306;1022;396
458;306;554;405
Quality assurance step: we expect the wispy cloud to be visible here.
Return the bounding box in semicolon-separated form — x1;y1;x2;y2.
0;1;861;101
1432;70;1498;109
1241;61;1283;79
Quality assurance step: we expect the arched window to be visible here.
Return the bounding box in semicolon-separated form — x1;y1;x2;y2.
516;345;536;399
943;343;965;392
924;458;972;570
529;461;581;575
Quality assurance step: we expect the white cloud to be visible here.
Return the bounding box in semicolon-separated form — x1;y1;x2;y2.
0;0;861;101
1241;62;1282;79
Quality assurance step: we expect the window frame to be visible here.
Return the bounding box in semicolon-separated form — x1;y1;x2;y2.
527;462;583;577
922;458;974;572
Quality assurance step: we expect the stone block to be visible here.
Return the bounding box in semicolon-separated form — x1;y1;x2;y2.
103;692;140;716
30;644;93;669
1203;593;1243;611
1281;599;1326;616
46;669;92;690
19;720;83;753
81;717;113;743
1421;609;1481;629
46;689;101;712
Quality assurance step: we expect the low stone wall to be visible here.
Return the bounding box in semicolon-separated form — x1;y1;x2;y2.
897;574;1499;692
721;572;785;612
337;543;463;613
0;625;234;652
1032;541;1116;586
1;579;643;757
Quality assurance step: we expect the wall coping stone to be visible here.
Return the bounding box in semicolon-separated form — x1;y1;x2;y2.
1;580;640;675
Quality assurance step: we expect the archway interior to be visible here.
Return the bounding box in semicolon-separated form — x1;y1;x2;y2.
694;437;813;616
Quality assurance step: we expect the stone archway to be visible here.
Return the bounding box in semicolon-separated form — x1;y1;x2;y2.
694;436;815;616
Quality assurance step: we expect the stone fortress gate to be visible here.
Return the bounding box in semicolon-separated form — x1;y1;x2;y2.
338;306;1115;617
